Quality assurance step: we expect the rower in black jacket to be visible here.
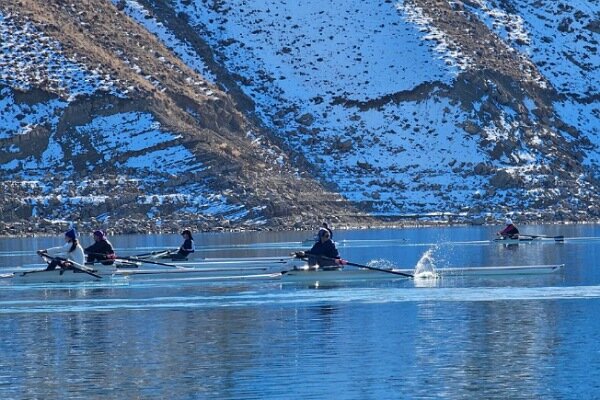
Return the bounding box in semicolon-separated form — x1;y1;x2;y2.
297;228;342;270
169;229;195;260
85;230;116;265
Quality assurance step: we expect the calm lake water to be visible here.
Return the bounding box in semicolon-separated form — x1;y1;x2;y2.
1;224;600;399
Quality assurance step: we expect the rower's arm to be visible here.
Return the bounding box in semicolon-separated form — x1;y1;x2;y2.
45;244;67;257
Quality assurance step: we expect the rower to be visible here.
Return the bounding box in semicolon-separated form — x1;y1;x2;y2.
296;228;345;270
497;218;519;239
167;229;195;261
84;230;116;265
38;228;85;271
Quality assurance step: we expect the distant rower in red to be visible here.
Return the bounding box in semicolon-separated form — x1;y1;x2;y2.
497;218;519;239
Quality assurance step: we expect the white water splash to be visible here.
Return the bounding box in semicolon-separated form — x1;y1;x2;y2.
414;248;439;279
367;259;397;270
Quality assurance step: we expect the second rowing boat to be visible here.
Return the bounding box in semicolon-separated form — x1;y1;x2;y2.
281;264;564;282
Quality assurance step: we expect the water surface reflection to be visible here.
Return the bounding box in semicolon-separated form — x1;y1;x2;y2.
1;225;600;398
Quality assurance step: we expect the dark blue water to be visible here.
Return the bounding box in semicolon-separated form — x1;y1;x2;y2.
1;224;600;399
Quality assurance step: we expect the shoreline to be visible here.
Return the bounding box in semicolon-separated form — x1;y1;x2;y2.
1;216;598;238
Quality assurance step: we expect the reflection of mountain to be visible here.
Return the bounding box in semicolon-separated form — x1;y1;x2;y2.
4;302;295;397
1;0;599;231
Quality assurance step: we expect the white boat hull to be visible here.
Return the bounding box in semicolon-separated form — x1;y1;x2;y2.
2;257;303;284
493;237;563;244
429;264;564;276
280;264;564;282
172;256;304;269
5;266;283;283
281;268;405;282
102;257;304;280
10;269;101;283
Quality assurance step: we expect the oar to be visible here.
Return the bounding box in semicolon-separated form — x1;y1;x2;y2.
519;234;564;241
115;256;184;269
39;253;102;279
296;253;414;278
85;251;180;269
132;249;176;258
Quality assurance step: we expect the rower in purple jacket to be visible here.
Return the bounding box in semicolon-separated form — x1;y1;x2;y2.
497;218;519;239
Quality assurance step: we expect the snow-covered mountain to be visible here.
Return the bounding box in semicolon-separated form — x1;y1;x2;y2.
0;0;598;233
139;0;599;218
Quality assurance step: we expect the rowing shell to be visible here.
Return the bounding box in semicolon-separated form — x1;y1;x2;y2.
6;268;103;283
3;265;284;284
2;269;286;284
2;256;305;284
280;264;564;282
19;256;304;270
426;264;564;276
493;236;564;244
161;256;304;268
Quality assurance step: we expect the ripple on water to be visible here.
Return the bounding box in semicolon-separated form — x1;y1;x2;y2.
1;285;600;314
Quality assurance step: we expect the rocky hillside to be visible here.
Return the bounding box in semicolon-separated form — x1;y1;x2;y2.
0;0;598;234
0;0;357;234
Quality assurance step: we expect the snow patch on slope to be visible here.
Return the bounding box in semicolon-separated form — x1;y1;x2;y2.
465;0;599;180
0;87;67;140
465;0;598;97
167;0;490;213
464;0;531;46
174;0;456;102
396;1;472;72
0;12;123;99
73;112;207;176
111;0;216;82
